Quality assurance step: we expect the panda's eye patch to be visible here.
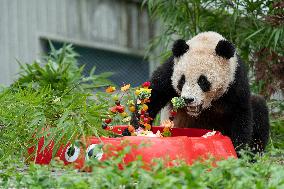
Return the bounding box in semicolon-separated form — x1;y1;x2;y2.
198;75;211;92
177;75;185;91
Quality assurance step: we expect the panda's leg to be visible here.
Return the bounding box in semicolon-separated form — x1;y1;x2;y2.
250;95;270;154
230;107;254;156
130;57;178;128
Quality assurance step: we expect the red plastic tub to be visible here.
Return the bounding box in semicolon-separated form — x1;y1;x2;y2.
28;126;237;169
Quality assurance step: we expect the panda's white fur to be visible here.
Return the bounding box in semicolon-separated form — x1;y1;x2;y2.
162;32;238;120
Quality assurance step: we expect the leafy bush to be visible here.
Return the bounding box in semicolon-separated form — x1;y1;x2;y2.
13;43;113;94
0;44;115;160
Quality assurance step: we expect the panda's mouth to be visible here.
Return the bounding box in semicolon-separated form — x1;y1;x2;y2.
186;104;202;116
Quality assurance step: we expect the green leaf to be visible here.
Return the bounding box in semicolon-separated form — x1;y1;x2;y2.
274;29;280;50
245;27;264;40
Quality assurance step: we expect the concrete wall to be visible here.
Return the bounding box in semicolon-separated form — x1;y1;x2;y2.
0;0;156;85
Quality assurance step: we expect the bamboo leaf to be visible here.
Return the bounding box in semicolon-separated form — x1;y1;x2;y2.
274;29;280;50
245;28;264;40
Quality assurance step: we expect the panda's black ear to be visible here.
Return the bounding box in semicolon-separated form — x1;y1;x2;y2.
172;39;189;58
215;40;235;59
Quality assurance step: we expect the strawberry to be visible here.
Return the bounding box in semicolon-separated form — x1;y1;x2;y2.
142;81;151;88
140;110;145;115
105;118;112;124
110;106;117;113
143;117;149;123
116;105;125;113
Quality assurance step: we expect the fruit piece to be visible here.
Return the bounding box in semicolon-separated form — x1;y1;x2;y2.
122;116;131;122
120;112;128;117
128;125;135;132
162;131;171;137
129;106;135;112
142;98;150;104
142;104;148;111
144;123;151;130
143;117;149;123
121;84;131;91
112;95;119;101
105;118;112;124
137;89;151;100
110;107;117;113
115;100;120;106
116;105;125;113
136;99;142;104
163;127;170;132
102;123;108;129
127;100;135;106
142;81;151;88
105;86;116;93
140;115;145;119
135;89;140;96
140;110;145;115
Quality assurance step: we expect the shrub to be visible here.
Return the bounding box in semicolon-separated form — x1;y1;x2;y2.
0;44;115;160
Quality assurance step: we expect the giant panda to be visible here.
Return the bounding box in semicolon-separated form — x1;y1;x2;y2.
131;31;269;154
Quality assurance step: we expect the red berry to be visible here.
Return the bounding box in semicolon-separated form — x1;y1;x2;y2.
140;110;145;115
110;107;117;113
142;81;151;88
116;105;125;113
140;115;145;119
143;117;149;123
105;118;112;124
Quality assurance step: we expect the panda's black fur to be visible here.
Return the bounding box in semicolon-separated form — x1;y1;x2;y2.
131;33;270;155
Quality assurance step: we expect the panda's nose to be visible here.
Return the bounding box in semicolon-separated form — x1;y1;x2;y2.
183;98;194;104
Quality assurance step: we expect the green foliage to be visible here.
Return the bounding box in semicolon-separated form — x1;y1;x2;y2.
0;147;283;188
0;44;116;160
0;88;116;160
268;99;284;150
13;43;113;94
144;0;283;62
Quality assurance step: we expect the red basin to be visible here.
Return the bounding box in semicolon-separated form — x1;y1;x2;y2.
28;126;237;169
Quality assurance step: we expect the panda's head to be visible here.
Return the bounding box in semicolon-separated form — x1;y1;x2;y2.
171;32;238;117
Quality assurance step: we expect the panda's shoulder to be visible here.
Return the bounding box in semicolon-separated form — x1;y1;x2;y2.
151;56;175;80
220;61;250;108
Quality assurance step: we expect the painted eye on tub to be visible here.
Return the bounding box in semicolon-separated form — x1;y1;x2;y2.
65;145;80;162
86;144;103;161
